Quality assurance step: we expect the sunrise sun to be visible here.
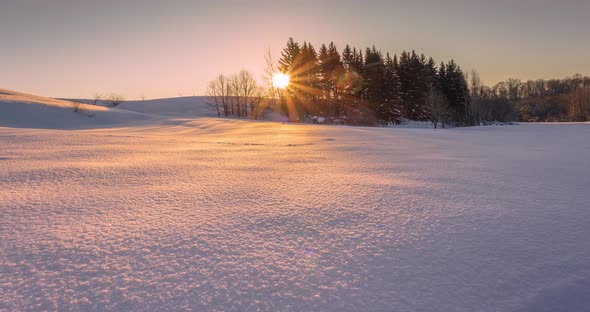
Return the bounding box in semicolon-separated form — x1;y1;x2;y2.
272;73;290;89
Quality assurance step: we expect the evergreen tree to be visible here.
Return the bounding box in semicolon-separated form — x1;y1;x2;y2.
278;37;301;75
340;47;365;121
425;57;438;90
362;46;387;122
352;48;365;96
342;45;354;69
317;44;331;115
278;38;302;120
318;42;344;117
328;43;344;117
440;60;470;124
397;51;420;119
384;53;402;122
341;44;356;95
298;42;320;115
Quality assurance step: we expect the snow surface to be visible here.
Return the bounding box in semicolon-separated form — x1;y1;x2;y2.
1;89;590;311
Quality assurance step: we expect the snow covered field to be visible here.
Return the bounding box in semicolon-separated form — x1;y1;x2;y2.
1;90;590;311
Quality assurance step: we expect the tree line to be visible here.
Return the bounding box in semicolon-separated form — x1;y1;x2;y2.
205;38;471;127
206;37;589;125
275;38;471;127
205;70;266;119
470;74;590;122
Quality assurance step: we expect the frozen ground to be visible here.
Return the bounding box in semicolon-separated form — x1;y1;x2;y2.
1;89;590;311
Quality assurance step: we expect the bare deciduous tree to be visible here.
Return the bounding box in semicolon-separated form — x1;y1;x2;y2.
236;69;259;118
265;49;285;116
250;89;266;120
205;70;264;119
569;86;590;121
206;79;223;117
264;49;281;100
206;74;232;117
92;93;103;105
107;93;125;107
71;101;83;113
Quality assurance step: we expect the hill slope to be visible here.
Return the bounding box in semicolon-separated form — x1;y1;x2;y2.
0;89;153;129
118;96;219;117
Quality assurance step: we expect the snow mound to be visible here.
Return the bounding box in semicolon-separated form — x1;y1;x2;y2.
0;88;153;130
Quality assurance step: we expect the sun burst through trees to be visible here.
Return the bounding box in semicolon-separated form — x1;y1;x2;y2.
272;73;290;89
274;37;472;126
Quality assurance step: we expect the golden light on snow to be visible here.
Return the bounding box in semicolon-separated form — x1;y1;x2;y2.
272;73;290;89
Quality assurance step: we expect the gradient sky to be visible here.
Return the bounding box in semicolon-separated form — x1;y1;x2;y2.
1;0;589;99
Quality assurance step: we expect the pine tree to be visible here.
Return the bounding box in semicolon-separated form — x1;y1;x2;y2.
362;46;387;123
318;44;331;115
439;60;470;124
328;43;344;117
398;51;417;119
384;53;402;123
298;42;320;115
317;43;344;118
340;47;365;121
278;37;301;75
304;42;320;95
278;38;302;120
342;45;353;69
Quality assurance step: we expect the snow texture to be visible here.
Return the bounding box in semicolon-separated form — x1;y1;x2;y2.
1;89;590;311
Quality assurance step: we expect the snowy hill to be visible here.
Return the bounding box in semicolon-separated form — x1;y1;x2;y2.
118;96;219;117
70;96;219;118
71;96;286;121
0;89;153;129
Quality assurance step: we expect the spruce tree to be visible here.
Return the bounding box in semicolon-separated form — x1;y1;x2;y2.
439;60;470;124
278;38;302;120
298;42;320;115
384;53;402;123
318;44;331;116
278;37;301;75
397;51;418;119
342;45;353;69
328;43;344;117
362;46;387;123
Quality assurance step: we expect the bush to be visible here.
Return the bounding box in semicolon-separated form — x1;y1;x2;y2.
107;93;125;107
71;101;83;113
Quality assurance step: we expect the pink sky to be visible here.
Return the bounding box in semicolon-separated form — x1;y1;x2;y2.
1;0;589;99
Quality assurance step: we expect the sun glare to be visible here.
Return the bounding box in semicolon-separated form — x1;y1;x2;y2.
272;73;290;89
